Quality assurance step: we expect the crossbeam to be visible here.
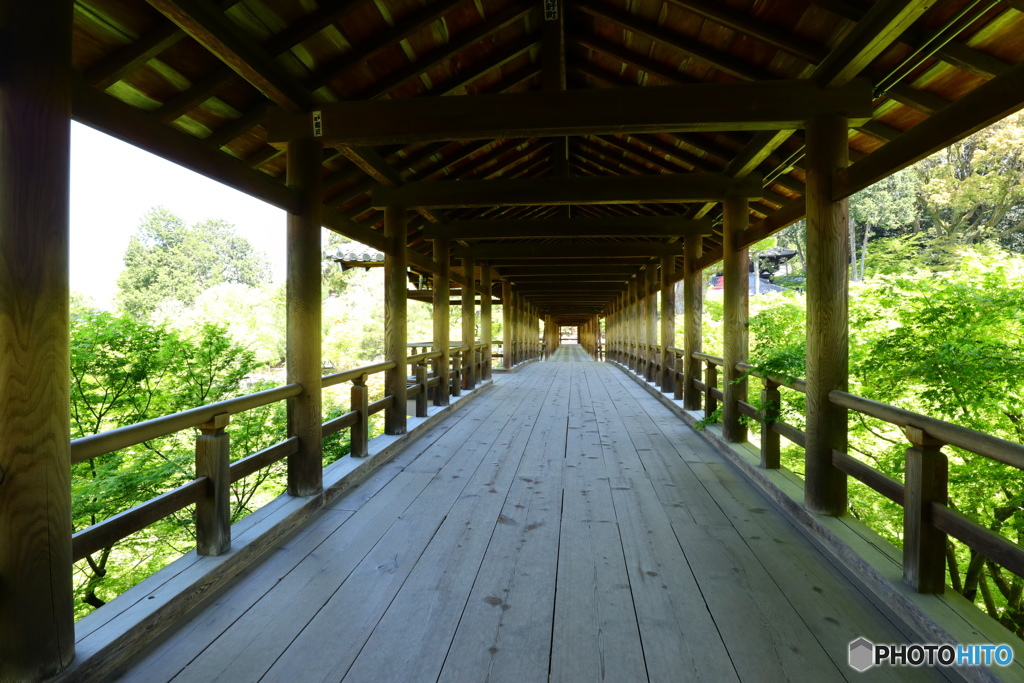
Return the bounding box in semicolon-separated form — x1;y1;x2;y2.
455;242;684;259
421;215;713;239
266;79;874;145
374;174;762;209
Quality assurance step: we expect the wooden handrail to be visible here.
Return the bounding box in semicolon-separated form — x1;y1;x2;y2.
691;351;724;365
735;362;807;393
829;390;1024;469
322;360;397;387
71;383;302;464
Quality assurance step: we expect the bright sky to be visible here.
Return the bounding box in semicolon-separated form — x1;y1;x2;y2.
70;122;287;308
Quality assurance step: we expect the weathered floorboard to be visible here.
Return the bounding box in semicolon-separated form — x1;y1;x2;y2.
113;346;942;683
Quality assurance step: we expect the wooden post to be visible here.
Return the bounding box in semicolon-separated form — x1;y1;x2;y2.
351;374;369;457
805;115;850;516
462;252;476;389
286;137;323;496
903;426;948;593
451;353;462;397
433;239;450;406
415;361;429;418
760;379;781;469
722;196;749;443
195;413;231;556
683;235;703;410
384;205;408;435
0;1;75;675
705;360;718;419
646;264;658;381
502;279;513;369
660;255;676;392
480;261;492;380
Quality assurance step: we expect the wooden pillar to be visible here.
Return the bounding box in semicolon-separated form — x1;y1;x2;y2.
502;279;513;369
646;264;658;381
722;197;749;443
0;1;75;676
286;137;323;496
462;253;476;388
480;261;492;380
432;239;450;406
384;205;408;435
660;255;676;392
805;115;850;516
683;234;704;411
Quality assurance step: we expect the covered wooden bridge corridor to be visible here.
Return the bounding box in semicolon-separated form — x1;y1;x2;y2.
98;348;936;683
7;0;1024;681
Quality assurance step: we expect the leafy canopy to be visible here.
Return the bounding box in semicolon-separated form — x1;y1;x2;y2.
117;207;271;319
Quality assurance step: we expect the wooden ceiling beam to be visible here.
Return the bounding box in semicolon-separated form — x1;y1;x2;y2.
455;242;684;259
664;0;828;63
72;81;298;213
812;0;936;87
267;80;874;146
500;273;636;281
496;264;639;274
509;282;627;291
578;4;774;81
810;0;1011;80
421;216;713;240
435;36;538;97
145;0;313;112
372;173;763;208
835;60;1024;200
306;0;464;91
353;3;534;100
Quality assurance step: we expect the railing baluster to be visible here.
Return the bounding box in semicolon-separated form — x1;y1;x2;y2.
415;361;429;418
195;412;231;556
903;425;948;593
351;373;369;458
673;352;684;401
705;359;718;418
451;352;463;397
760;378;781;469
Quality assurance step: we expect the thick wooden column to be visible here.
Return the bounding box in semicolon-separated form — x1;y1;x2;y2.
646;264;658;381
0;1;75;677
805;115;850;515
722;197;749;442
432;239;450;406
502;279;513;369
660;255;676;392
683;235;704;410
480;260;492;380
286;138;323;495
462;253;476;388
384;205;408;435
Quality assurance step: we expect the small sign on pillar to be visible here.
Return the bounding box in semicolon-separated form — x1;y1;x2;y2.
543;0;558;20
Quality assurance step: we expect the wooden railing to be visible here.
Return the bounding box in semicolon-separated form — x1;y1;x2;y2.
612;344;1024;597
71;345;485;567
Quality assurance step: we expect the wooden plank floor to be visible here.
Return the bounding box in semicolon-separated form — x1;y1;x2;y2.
116;346;941;682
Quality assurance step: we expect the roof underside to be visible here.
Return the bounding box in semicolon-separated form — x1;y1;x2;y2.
71;0;1024;324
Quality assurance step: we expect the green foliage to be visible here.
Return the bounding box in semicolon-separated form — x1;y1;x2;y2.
117;207;271;319
70;309;281;617
747;241;1024;635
